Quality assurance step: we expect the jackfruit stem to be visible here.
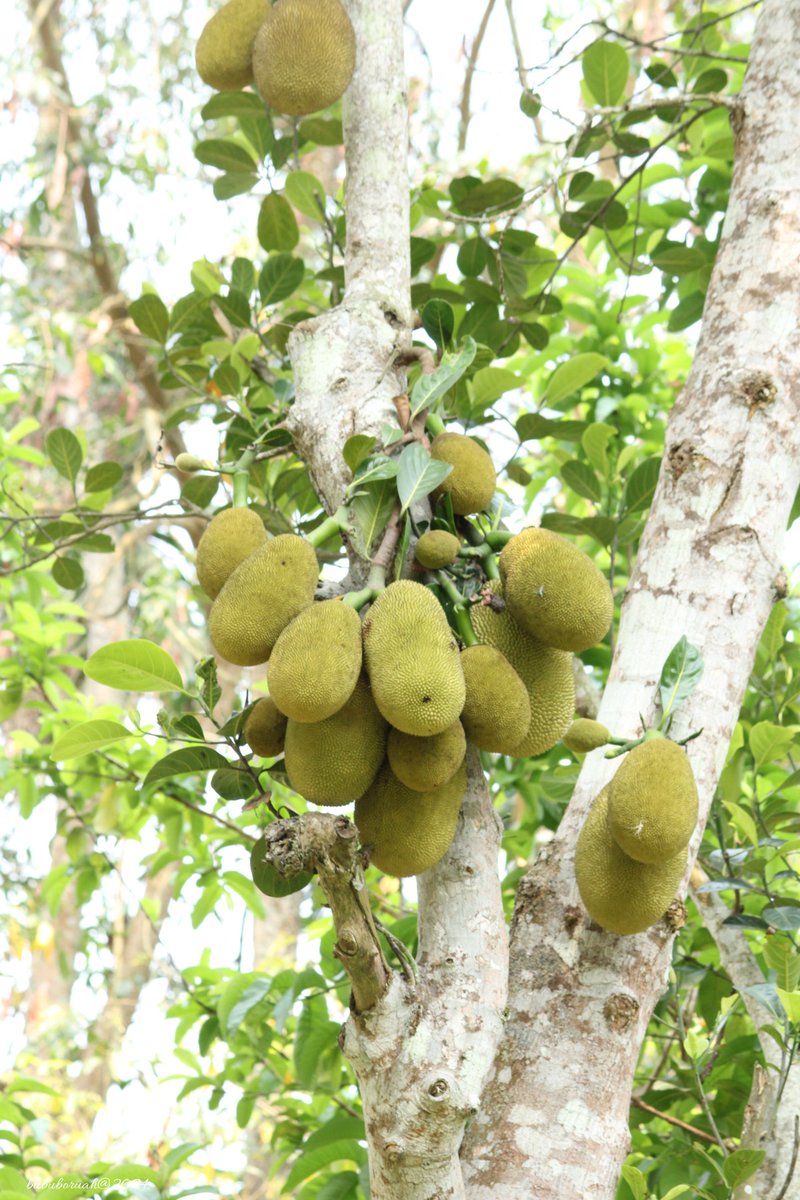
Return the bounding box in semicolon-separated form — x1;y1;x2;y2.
342;585;375;610
304;509;346;549
484;530;515;549
425;412;446;438
457;541;501;580
435;571;478;646
232;449;256;507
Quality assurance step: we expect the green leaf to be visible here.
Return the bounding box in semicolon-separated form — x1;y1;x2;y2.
581;422;616;475
561;460;603;503
129;293;169;343
343;434;377;474
285;170;327;220
283;1143;363;1194
763;934;800;991
84;461;124;493
0;1168;33;1194
213;172;260;200
757;601;786;664
250;835;313;897
668;292;706;332
143;746;229;789
410;236;438;274
182;474;219;508
259;254;305;305
293;997;340;1088
583;40;630;105
51;720;131;761
84;639;184;693
303;1117;366;1153
227;979;271;1033
350;478;397;555
520;90;542;119
454;178;524;216
750;721;797;768
349;455;399;490
458;238;491;276
516;413;587;443
298;116;343;145
409;337;477;418
623;456;661;514
651;244;706;275
619;1163;647;1200
764;906;800;932
236;1095;256;1128
422;300;455;347
658;637;704;720
46;428;83;484
777;987;800;1021
211;767;258;800
470;367;520;410
52;556;84;591
258;192;300;252
196;654;222;713
722;1148;766;1188
195;138;257;173
201;90;265;119
396;442;453;514
540;353;608;407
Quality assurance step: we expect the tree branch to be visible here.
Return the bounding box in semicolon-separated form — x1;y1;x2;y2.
458;0;498;152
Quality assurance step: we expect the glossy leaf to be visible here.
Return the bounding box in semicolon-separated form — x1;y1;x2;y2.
396;442;452;513
84;639;184;693
46;428;83;484
583;40;630;105
143;747;229;789
658;636;704;721
259;255;305;305
540;353;608;407
409;336;477;418
258;192;299;252
51;720;131;761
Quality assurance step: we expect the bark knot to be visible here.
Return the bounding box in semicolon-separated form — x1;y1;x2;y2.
603;992;640;1033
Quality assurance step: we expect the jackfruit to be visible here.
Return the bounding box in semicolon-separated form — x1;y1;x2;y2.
574;786;687;934
564;718;610;753
414;530;461;570
430;432;497;516
175;453;210;473
459;644;531;755
196;507;268;600
355;761;467;877
471;582;574;757
208;534;318;666
607;736;698;864
252;0;356;116
268;600;362;722
196;0;268;91
499;527;613;652
244;697;287;757
362;581;465;736
284;676;387;805
387;721;466;792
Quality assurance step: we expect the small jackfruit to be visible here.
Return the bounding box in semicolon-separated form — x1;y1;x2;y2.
196;507;268;600
208;534;318;666
268;600;362;722
387;721;466;792
471;582;574;757
430;432;497;516
499;527;613;652
575;786;687;934
284;676;387;805
607;736;698;864
564;718;610;753
244;697;287;757
196;0;268;91
363;581;465;736
175;453;210;473
459;644;531;755
355;761;467;877
414;530;461;570
252;0;356;116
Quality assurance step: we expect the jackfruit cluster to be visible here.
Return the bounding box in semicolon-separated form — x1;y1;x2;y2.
575;736;698;934
196;0;356;117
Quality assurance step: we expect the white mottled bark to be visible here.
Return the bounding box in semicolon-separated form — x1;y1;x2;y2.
462;2;800;1195
288;0;411;511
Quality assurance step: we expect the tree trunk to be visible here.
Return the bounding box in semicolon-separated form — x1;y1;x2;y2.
461;2;800;1194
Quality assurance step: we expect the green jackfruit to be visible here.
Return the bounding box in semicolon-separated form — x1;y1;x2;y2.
575;786;687;935
252;0;356;116
499;527;613;652
414;530;461;570
175;453;210;473
471;582;574;757
208;534;318;666
355;761;467;877
564;718;610;753
284;676;387;805
244;697;287;758
363;581;465;736
387;721;466;792
196;507;268;600
268;600;362;722
196;0;268;91
459;644;531;755
430;432;497;516
607;736;698;865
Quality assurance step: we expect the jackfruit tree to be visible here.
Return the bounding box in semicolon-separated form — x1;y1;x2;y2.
3;1;800;1199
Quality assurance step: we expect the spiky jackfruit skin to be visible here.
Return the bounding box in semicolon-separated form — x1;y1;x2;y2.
362;581;465;736
575;786;687;934
268;600;362;722
284;677;387;805
196;507;268;600
355;762;467;877
459;644;531;755
471;582;575;757
208;534;318;666
196;0;269;91
607;737;699;865
430;432;497;516
252;0;356;116
387;721;466;792
499;527;613;653
244;697;287;757
414;530;461;570
564;718;610;753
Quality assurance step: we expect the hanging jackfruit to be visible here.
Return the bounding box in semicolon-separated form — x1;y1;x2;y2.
243;696;287;758
208;534;318;666
196;0;269;91
362;581;465;736
196;507;268;600
268;600;362;722
499;527;613;653
252;0;356;116
430;432;496;516
607;736;699;864
459;644;531;755
564;718;610;753
387;721;466;792
355;761;467;877
414;530;461;570
574;786;687;935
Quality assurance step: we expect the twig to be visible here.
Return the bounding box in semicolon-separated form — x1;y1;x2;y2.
458;0;498;152
631;1096;722;1145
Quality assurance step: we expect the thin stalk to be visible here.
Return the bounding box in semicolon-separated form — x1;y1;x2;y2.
305;508;347;548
